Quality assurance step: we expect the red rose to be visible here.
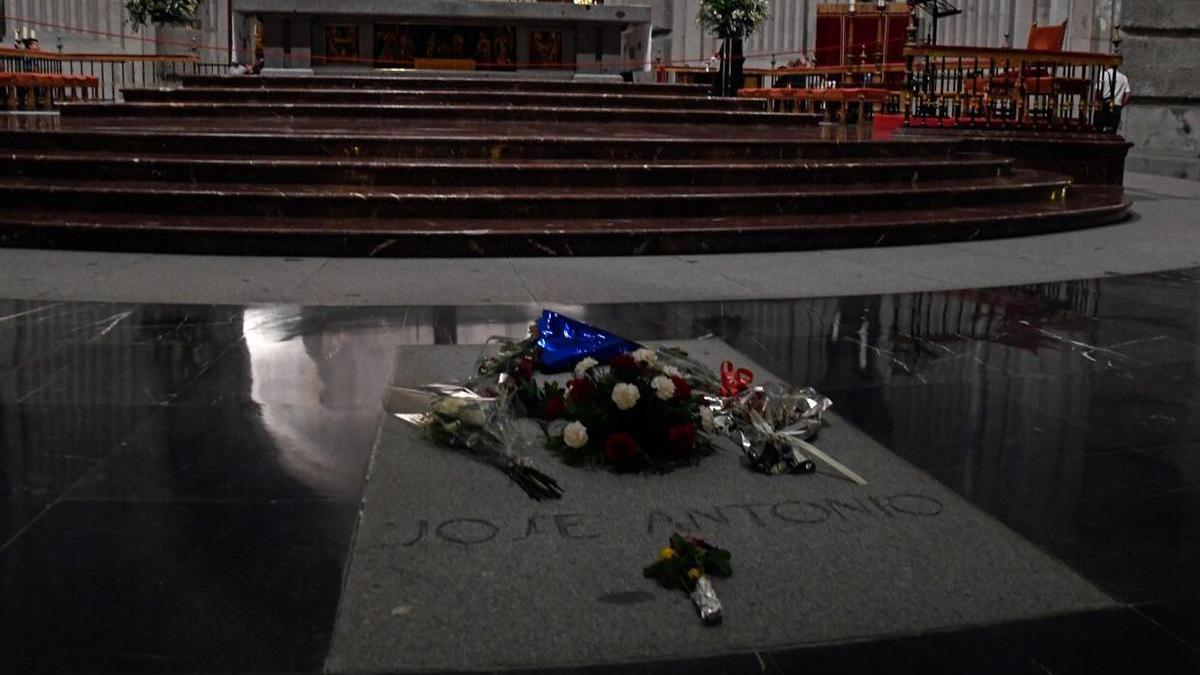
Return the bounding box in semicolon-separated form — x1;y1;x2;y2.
604;432;639;464
668;422;696;457
567;377;593;403
670;376;692;400
515;357;534;381
610;354;636;368
609;353;639;379
544;395;565;420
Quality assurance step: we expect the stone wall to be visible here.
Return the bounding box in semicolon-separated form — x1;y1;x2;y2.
2;0;230;63
157;0;231;64
650;0;817;69
1119;0;1200;179
3;0;153;55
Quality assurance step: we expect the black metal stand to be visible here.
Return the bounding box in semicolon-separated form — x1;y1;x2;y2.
716;38;745;98
911;0;962;44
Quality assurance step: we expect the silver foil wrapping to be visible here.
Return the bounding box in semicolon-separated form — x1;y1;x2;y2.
730;384;831;475
738;424;817;475
690;576;723;625
744;384;832;439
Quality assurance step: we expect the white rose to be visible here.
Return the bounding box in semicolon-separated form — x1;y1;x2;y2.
611;383;641;411
563;421;589;449
574;357;599;377
431;397;488;427
632;348;657;366
700;406;715;432
651;375;676;401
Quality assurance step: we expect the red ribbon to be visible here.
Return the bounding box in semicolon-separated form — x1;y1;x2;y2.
719;360;754;397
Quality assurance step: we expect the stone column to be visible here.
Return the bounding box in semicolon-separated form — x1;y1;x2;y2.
1064;0;1099;52
1119;0;1200;180
1010;0;1035;47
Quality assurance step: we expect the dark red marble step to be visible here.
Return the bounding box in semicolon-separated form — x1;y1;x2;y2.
179;75;711;97
0;129;954;161
0;186;1130;257
0;171;1070;219
897;127;1133;186
59;102;819;126
123;87;767;111
0;153;1013;187
51;115;861;140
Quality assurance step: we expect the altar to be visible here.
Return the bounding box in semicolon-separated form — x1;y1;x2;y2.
664;1;1123;133
231;0;652;75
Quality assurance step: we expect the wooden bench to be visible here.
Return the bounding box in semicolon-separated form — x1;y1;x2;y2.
2;72;100;110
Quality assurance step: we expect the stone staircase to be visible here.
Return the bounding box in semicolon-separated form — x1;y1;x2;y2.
0;75;1130;256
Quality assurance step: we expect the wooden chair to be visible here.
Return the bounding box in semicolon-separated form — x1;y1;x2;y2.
11;73;56;110
1026;22;1068;52
2;72;99;110
1022;22;1082;124
1;73;17;110
62;74;99;101
966;20;1067;124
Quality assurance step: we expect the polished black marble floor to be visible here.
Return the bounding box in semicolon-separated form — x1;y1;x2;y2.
1;269;1199;673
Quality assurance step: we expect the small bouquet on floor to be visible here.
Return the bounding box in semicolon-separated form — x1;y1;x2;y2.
643;533;733;625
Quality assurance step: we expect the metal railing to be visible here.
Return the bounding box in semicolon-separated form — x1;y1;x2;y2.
759;62;907;116
902;44;1123;131
769;62;908;91
1;47;229;102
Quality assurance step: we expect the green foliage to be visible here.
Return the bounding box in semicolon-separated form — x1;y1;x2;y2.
697;0;771;40
125;0;200;29
643;533;733;591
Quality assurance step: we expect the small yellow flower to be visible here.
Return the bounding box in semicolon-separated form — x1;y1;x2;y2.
658;547;677;561
687;567;702;581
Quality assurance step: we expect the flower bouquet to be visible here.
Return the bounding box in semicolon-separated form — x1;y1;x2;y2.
727;383;827;475
399;310;850;500
531;347;717;471
459;314;720;472
418;385;564;501
697;0;771;40
644;533;733;625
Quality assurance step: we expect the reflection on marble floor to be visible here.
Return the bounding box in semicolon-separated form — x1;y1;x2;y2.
1;269;1198;673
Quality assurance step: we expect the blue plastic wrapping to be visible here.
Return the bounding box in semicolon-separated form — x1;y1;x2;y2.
535;310;640;373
